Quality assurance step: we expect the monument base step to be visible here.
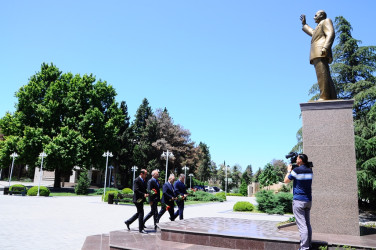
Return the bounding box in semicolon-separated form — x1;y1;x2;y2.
81;234;110;250
82;217;376;250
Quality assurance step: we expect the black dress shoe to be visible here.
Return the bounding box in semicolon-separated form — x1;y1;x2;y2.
139;230;148;234
124;221;130;230
154;225;158;230
143;224;147;228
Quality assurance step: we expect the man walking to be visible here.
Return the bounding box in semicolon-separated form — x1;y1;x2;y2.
124;169;149;234
173;174;188;220
157;174;177;222
143;169;160;230
284;154;313;250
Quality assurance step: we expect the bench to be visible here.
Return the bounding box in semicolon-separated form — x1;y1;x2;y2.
111;193;133;204
9;186;27;196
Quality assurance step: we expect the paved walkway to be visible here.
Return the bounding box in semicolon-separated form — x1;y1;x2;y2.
0;194;289;250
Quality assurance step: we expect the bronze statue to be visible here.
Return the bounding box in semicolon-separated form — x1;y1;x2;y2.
301;10;337;100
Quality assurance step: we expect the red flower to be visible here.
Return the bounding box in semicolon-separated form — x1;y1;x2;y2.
166;205;171;211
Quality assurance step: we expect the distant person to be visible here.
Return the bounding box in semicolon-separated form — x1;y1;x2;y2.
124;169;149;234
157;174;177;223
173;174;188;220
143;169;160;230
301;10;337;100
284;154;313;250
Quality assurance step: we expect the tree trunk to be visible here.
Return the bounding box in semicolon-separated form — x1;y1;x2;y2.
54;168;61;188
113;164;119;188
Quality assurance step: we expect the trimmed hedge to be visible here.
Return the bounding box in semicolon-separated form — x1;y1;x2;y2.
10;184;27;191
226;193;243;197
103;190;119;202
27;186;50;196
95;188;119;195
233;201;254;212
122;188;133;194
187;190;224;202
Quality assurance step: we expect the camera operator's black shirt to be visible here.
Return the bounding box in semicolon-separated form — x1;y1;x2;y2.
288;165;313;202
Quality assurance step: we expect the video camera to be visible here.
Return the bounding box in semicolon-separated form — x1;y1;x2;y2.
285;152;298;169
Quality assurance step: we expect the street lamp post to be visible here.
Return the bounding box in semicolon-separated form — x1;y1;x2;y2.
108;165;114;188
131;166;138;191
161;149;174;183
182;166;189;185
37;151;47;197
188;173;194;189
224;161;229;196
102;151;113;200
8;152;19;189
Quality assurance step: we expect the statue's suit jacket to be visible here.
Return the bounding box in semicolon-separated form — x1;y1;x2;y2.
302;18;335;64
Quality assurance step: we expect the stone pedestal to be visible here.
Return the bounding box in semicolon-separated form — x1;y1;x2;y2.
300;100;360;236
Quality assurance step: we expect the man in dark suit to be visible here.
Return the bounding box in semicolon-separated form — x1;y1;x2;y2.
143;169;161;230
157;174;177;222
173;174;188;220
124;169;149;234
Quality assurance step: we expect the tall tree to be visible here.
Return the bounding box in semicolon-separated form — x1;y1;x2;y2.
271;159;287;182
152;109;195;174
231;164;242;188
131;98;155;172
112;101;133;188
196;142;211;182
253;167;262;182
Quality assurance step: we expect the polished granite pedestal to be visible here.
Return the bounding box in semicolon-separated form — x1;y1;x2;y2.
82;217;376;250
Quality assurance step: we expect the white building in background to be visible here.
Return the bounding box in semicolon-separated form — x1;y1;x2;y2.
33;167;103;187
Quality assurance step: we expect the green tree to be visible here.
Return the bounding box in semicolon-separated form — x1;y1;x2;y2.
112;101;133;188
271;159;287;182
239;179;248;196
253;167;262;182
231;164;242;188
131;98;155;173
152;108;195;176
258;163;279;189
196;142;211;182
75;169;91;195
0;63;124;187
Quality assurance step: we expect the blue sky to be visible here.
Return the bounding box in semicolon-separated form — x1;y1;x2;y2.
1;1;375;172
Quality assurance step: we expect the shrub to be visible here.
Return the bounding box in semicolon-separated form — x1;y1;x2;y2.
10;184;27;192
75;169;91;195
279;184;291;193
27;186;50;196
122;188;133;194
276;192;293;214
103;190;119;202
215;192;226;201
187;190;224;202
233;201;254;212
94;188;119;195
256;190;292;215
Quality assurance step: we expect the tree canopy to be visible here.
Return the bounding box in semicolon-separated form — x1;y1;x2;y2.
0;63;124;187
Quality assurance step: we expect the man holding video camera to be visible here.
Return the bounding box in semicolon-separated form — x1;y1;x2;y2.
284;153;313;250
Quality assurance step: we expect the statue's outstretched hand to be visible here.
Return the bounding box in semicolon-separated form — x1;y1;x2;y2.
300;14;306;25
